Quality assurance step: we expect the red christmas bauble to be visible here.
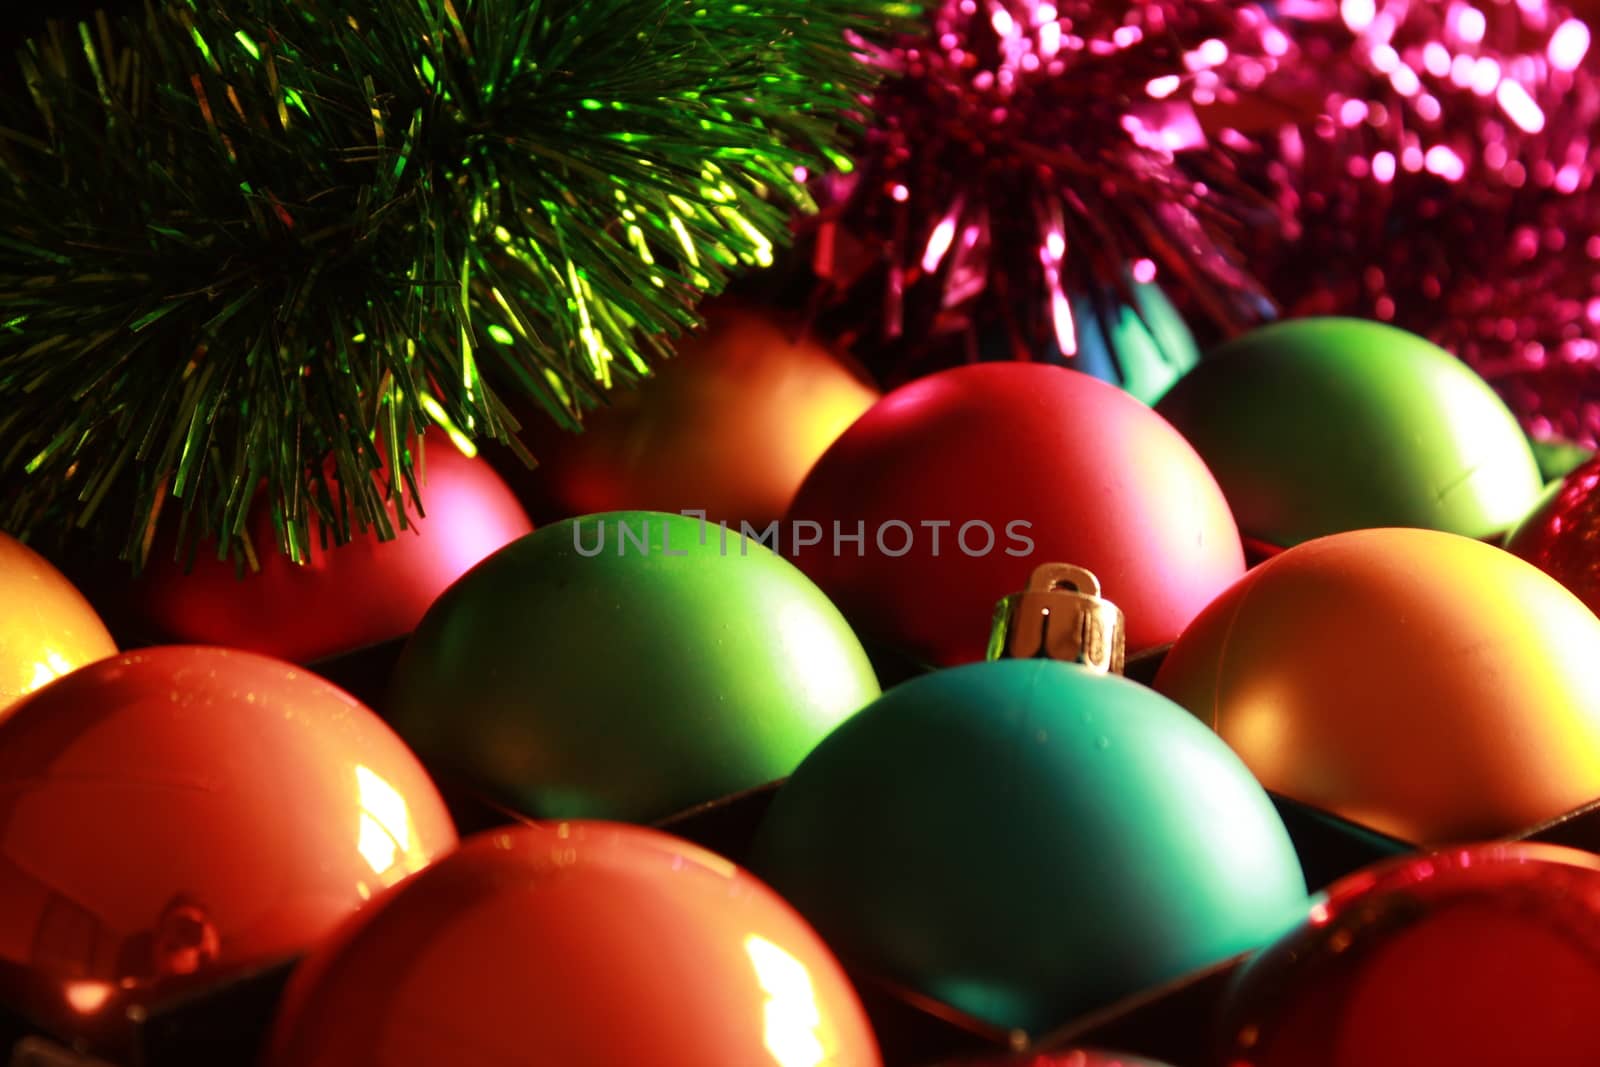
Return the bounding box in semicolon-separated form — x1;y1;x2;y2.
1220;842;1600;1067
1506;455;1600;618
0;531;116;718
0;646;456;1048
134;432;532;664
784;363;1244;664
265;822;881;1067
509;300;880;528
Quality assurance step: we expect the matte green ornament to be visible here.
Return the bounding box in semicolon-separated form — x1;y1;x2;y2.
746;658;1309;1036
1154;317;1544;547
386;511;880;824
1531;437;1596;484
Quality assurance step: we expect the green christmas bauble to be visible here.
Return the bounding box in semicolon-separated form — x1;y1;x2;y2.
1531;437;1595;484
387;511;880;823
747;659;1309;1036
1154;317;1543;547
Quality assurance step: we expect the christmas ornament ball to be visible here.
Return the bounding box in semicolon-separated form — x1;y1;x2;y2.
1154;318;1544;547
748;659;1308;1035
1505;455;1600;618
388;511;880;824
134;432;533;664
784;363;1245;666
0;646;456;1044
265;822;881;1067
1530;437;1595;484
1154;527;1600;844
0;531;116;717
950;1051;1176;1066
1051;274;1201;406
1220;843;1600;1067
513;300;880;527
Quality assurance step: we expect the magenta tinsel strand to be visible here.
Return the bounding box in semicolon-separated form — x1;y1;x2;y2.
1245;0;1600;446
800;0;1284;367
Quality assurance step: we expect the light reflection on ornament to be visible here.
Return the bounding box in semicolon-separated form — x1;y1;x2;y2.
354;765;416;879
63;981;114;1016
746;935;827;1067
26;649;76;693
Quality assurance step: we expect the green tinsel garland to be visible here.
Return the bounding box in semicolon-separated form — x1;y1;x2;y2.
0;0;910;565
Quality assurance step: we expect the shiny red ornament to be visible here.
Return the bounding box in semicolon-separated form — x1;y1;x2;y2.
134;431;532;663
1237;0;1600;446
950;1053;1174;1067
789;0;1282;373
784;362;1245;665
1220;842;1600;1067
1506;454;1600;614
265;822;881;1067
0;646;457;1050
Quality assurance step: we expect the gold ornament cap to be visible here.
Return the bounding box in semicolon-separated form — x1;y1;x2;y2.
987;563;1126;674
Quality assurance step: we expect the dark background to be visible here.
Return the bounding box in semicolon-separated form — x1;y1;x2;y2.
5;3;134;35
3;2;147;56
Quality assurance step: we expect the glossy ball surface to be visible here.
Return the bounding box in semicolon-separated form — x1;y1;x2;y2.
1220;843;1600;1067
0;532;116;717
0;645;456;1031
1506;455;1600;618
949;1052;1176;1066
265;822;882;1067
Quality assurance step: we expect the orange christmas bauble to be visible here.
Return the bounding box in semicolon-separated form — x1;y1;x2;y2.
0;646;457;1051
265;822;881;1067
0;531;116;718
1154;527;1600;844
513;301;880;528
134;432;532;664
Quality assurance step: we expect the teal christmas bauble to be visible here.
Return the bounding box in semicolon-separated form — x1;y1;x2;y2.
990;271;1202;406
387;511;880;824
747;659;1309;1036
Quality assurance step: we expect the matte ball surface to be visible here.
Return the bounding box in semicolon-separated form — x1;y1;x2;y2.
387;511;880;824
748;660;1308;1036
0;532;116;717
1154;318;1543;547
510;301;880;528
135;433;532;664
0;646;456;1038
264;822;881;1067
1220;843;1600;1067
784;363;1244;666
1154;528;1600;844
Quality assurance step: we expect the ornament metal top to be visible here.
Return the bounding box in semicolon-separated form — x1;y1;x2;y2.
987;562;1126;673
